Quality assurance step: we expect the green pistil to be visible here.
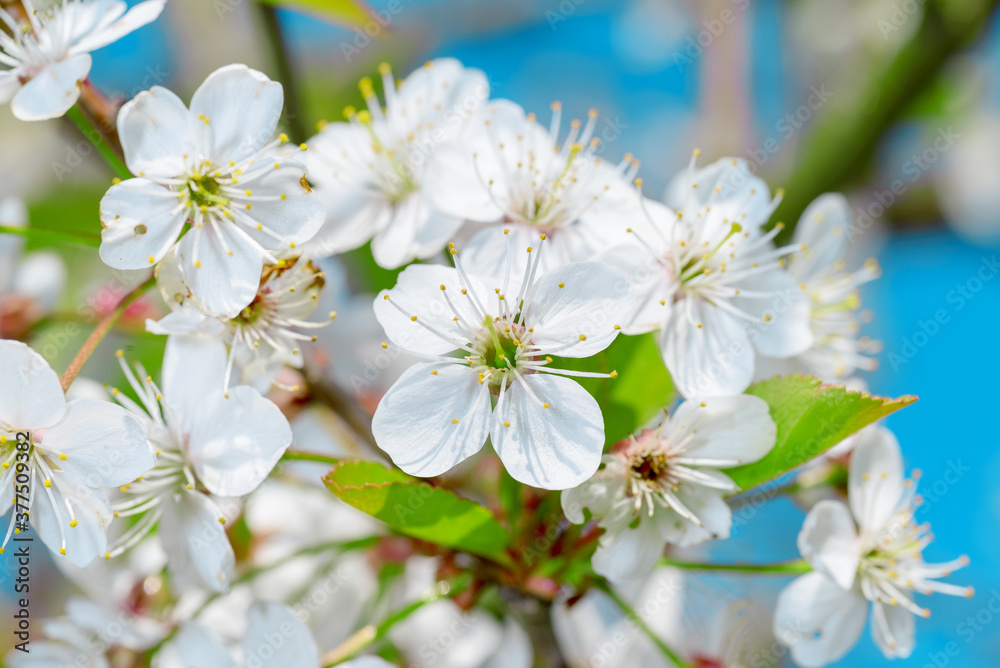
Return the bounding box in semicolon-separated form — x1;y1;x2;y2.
188;174;228;208
482;316;519;370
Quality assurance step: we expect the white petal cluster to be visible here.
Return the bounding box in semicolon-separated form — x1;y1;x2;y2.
562;395;776;581
774;427;972;666
0;0;165;120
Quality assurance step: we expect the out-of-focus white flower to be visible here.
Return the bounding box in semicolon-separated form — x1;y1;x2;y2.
303;58;489;268
6;593;166;668
551;567;683;668
156;601;368;668
424;99;639;276
390;555;533;668
148;249;333;392
936;109;1000;245
774;428;973;667
562;395;775;581
99;64;325;317
0;197;66;339
306;257;412;407
107;336;292;592
755;194;881;381
372;239;632;489
0;0;165;121
602;155;812;398
0;339;152;566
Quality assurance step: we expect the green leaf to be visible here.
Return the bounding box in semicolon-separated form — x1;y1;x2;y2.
324;460;512;565
554;333;674;446
254;0;375;27
726;375;917;492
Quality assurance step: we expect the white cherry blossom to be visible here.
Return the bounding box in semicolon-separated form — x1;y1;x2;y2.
303;58;488;268
0;0;165;121
601;155;813;397
773;427;973;667
756;193;881;381
148;248;334;392
372;237;632;489
562;394;776;581
0;339;152;566
99;64;325;318
423;98;639;276
106;336;292;592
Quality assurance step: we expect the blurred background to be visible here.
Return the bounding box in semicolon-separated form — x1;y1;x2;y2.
2;0;1000;665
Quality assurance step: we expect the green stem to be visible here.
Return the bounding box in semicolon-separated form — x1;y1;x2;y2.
321;573;474;666
0;224;100;248
66;105;131;181
595;579;693;668
255;3;307;142
281;450;342;466
658;557;812;574
59;276;154;391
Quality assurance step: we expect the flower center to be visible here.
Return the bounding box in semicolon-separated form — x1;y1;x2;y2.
470;315;535;391
188;173;228;208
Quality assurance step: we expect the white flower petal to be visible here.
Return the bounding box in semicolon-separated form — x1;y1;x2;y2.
146;304;222;337
773;572;868;668
161;336;228;433
188;386;292;497
302;122;390;255
666;157;772;226
797;500;861;590
667;395;776;466
159;490;235;593
660;482;733;547
0;339;66;428
598;240;676;336
848;426;904;542
10;54;91;121
734;267;814;358
372;363;491;477
371;193;464;269
99;178;187;270
243;602;320;668
69;0;165;54
561;457;627;524
871;601;915;659
524;262;633;357
40;399;152;488
176;220;263;318
790;193;852;283
117;85;197;178
12;251;66;309
491;373;603;490
189;64;283;164
227;160;326;247
423;141;505;222
163;623;237;668
592;515;667;582
31;468;111;567
660;298;754;397
374;263;490;356
0;69;22;105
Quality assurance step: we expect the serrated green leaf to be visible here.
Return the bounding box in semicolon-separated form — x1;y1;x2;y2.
254;0;375;27
554;333;674;446
324;460;512;565
726;375;917;492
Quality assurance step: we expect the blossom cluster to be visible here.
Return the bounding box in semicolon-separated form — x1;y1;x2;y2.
0;3;972;667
